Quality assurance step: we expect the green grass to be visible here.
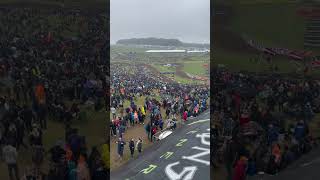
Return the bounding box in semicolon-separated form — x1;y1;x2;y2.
111;45;209;84
172;75;201;85
152;64;175;72
154;62;208;76
42;106;106;150
230;4;305;49
214;48;290;72
214;2;320;75
183;61;208;76
214;48;320;76
111;45;148;54
152;56;209;79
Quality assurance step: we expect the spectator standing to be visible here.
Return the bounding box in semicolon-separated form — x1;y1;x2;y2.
111;106;116;119
233;156;248;180
136;138;142;153
2;141;19;180
129;139;135;158
116;138;125;160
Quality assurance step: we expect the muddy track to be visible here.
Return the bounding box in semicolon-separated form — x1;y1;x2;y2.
175;64;192;79
142;64;177;84
176;63;209;83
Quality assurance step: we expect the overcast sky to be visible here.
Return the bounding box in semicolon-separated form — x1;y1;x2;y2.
110;0;210;44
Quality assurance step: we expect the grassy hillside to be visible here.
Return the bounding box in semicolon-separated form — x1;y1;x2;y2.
183;61;208;76
229;4;305;49
214;1;320;75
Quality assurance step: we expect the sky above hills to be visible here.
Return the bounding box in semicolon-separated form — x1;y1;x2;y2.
111;0;210;44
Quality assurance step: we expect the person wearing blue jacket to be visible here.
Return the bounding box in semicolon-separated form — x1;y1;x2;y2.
117;138;126;160
246;158;256;177
294;120;306;142
67;161;77;180
267;124;279;145
129;111;134;126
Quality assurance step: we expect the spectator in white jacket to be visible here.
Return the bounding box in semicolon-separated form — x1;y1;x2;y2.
2;141;19;180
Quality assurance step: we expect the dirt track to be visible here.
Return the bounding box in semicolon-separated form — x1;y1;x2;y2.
142;64;177;83
175;64;192;79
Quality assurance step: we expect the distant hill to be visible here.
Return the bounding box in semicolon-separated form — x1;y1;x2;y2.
116;38;209;48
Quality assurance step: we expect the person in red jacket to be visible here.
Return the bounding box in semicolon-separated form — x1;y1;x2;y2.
151;125;157;142
183;110;188;122
239;110;250;126
233;156;248;180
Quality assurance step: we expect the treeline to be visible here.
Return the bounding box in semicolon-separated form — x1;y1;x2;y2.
116;37;209;48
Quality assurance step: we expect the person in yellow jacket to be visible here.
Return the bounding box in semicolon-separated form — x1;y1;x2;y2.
101;143;110;170
141;106;146;116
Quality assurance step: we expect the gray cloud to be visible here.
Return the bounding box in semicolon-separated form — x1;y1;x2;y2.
110;0;210;44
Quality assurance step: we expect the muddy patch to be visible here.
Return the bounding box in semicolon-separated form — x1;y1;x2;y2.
176;64;191;79
142;64;176;83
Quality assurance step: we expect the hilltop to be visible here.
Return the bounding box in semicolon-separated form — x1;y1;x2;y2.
116;37;210;48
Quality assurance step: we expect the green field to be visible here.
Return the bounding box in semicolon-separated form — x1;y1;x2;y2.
153;60;208;76
214;1;320;75
111;45;149;54
172;75;204;85
112;45;210;84
153;64;175;72
183;60;208;76
230;3;305;49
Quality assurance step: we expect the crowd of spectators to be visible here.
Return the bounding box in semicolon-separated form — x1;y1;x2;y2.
0;6;109;180
211;68;320;180
110;63;209;159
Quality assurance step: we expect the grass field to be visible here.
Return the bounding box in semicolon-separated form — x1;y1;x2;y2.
152;64;176;72
153;62;208;84
214;1;320;75
214;48;297;72
112;44;210;84
183;61;208;76
111;45;149;54
230;3;305;49
153;61;209;85
173;75;203;85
